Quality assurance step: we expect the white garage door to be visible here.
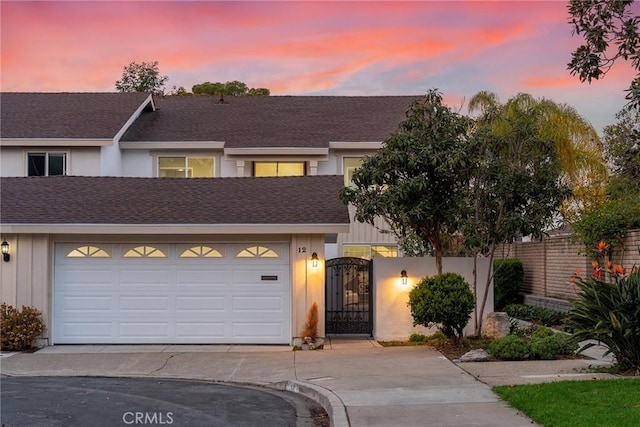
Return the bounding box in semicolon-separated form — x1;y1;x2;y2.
53;243;291;344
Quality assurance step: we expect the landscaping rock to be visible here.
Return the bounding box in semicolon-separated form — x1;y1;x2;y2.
484;312;511;338
460;349;489;362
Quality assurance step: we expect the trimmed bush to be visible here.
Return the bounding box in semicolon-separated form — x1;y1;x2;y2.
408;273;475;340
1;303;45;351
530;333;578;360
531;326;555;339
493;259;524;310
488;335;529;360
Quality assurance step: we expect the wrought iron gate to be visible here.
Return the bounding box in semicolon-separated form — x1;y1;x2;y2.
325;257;373;335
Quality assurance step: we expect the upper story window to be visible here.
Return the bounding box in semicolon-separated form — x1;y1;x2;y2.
253;162;305;177
159;156;214;178
27;152;67;176
343;244;398;260
343;157;364;186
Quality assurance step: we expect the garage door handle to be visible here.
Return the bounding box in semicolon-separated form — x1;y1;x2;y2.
261;275;278;281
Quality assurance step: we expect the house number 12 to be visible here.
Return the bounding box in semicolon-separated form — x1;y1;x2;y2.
298;247;307;253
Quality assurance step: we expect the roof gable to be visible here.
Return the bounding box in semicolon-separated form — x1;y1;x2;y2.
0;92;153;139
121;95;422;148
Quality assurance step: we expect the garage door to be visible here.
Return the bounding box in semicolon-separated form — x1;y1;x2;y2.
53;243;291;344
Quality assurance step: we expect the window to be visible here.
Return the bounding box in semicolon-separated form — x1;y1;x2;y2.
180;246;223;258
253;162;305;177
343;157;364;186
236;245;279;258
27;152;66;176
67;245;110;258
158;156;214;178
123;245;167;258
343;245;398;260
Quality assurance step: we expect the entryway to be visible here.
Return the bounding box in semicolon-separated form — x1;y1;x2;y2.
324;257;373;335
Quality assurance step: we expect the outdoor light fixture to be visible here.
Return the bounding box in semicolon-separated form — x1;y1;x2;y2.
1;240;10;262
311;252;319;268
400;269;408;285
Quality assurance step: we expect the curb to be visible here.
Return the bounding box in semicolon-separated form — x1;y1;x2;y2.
270;380;349;427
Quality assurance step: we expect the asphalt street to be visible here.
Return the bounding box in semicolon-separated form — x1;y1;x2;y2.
0;376;326;427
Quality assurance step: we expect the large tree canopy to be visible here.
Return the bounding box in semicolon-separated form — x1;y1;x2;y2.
115;61;168;95
568;0;640;110
340;90;472;274
192;81;270;96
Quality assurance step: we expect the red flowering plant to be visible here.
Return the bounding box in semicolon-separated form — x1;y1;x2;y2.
567;241;640;374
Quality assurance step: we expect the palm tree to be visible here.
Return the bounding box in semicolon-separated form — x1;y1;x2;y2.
468;91;608;222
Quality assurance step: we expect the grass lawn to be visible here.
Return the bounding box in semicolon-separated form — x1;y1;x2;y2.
494;378;640;427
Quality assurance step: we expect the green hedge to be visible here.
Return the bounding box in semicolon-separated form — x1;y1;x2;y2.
493;259;524;310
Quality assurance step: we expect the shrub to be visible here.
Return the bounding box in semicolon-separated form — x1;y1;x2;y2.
0;303;45;351
488;335;529;360
529;334;577;360
567;268;640;373
408;333;428;343
300;302;319;339
505;304;566;327
531;326;555;339
493;259;524;310
408;273;475;340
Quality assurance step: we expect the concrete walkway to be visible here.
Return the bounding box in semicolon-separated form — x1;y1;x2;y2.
0;338;615;427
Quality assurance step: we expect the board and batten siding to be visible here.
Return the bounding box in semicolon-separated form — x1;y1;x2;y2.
338;205;397;248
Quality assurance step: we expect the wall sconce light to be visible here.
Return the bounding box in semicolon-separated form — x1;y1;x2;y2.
1;240;10;262
400;269;408;285
311;252;319;268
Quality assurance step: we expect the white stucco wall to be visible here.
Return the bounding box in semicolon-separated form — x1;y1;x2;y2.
0;147;101;177
120;150;153;177
372;257;493;341
100;143;122;176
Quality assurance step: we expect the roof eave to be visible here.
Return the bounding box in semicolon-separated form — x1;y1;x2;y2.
0;223;351;235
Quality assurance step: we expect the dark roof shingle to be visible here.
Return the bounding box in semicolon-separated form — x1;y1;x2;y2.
0;92;152;139
121;95;421;148
0;175;349;225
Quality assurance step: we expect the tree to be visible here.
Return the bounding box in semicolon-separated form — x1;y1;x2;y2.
115;61;168;95
603;107;640;198
568;0;640;110
340;89;472;274
192;80;270;96
464;92;572;335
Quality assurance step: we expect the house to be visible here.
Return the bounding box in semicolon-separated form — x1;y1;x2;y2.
0;92;421;345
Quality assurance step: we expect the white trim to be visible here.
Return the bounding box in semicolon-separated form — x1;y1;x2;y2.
1;138;112;147
2;223;351;234
224;147;328;156
329;141;383;150
113;94;155;143
121;141;225;150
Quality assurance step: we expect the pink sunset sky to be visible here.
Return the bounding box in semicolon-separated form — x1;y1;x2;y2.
1;1;637;133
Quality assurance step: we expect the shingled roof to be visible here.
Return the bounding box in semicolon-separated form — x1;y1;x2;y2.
0;92;153;139
0;175;349;226
121;95;422;148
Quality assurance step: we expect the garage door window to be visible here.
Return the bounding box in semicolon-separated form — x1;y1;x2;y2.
67;245;110;258
236;245;279;258
180;246;224;258
123;245;167;258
